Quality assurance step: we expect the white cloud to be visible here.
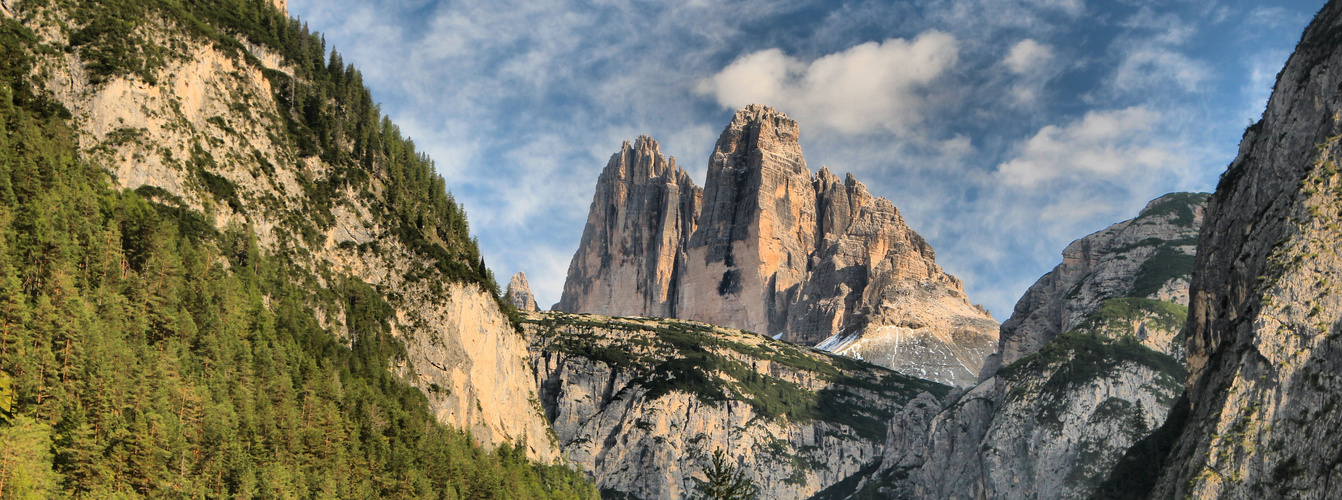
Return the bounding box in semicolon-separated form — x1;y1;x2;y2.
996;107;1178;186
1004;39;1054;74
696;31;960;135
1113;48;1210;93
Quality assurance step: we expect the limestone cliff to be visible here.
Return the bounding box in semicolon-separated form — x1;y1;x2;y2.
524;311;948;500
508;271;539;312
834;193;1204;499
982;192;1206;377
677;104;819;336
1103;2;1342;496
559;105;997;386
554;136;701;317
9;1;558;461
805;170;999;386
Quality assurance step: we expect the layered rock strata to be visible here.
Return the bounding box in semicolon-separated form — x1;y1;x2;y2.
843;193;1205;499
558;104;997;386
981;192;1206;377
524;311;948;500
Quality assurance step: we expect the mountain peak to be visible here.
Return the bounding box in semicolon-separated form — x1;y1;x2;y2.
507;272;538;312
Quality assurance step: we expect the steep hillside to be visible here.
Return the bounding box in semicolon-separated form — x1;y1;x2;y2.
0;0;592;497
1099;2;1342;497
827;193;1204;499
524;311;948;500
557;105;998;386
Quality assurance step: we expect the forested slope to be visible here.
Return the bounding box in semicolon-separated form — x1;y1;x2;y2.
0;0;595;497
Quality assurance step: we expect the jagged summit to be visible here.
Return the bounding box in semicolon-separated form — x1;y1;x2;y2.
507;272;539;312
553;135;701;317
556;104;997;386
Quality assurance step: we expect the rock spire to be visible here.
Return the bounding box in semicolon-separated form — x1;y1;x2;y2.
557;104;997;385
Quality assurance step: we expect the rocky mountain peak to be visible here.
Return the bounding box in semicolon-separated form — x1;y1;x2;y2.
558;104;998;386
713;103;803;159
507;272;539;312
981;192;1206;377
553;135;702;317
602;135;680;184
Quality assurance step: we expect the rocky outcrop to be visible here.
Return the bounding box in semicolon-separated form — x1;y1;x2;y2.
676;104;819;337
17;4;559;461
559;105;997;386
982;192;1205;378
838;193;1205;499
1116;3;1342;497
554;136;701;317
508;272;539;312
524;311;948;500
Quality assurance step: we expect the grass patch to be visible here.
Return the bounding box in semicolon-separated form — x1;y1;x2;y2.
1138;192;1209;227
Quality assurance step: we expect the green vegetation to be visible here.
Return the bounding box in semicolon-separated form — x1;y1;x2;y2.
1091;393;1192;499
1138;192;1209;227
0;10;595;500
1080;298;1188;339
526;314;947;441
693;449;758;500
1129;246;1196;299
998;329;1183;426
45;0;510;309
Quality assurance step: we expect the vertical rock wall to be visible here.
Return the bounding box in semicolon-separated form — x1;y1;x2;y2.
556;104;998;386
554;136;701;318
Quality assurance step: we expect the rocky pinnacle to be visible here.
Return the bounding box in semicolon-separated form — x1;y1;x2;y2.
557;104;998;386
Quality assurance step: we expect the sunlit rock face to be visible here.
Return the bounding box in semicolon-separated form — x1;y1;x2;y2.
558;104;997;386
553;136;701;318
1130;3;1342;497
849;192;1205;499
507;272;539;312
524;312;948;500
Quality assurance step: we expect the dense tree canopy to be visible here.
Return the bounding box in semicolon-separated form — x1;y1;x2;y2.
0;1;594;497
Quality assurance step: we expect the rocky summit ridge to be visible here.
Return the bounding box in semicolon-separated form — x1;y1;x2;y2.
556;104;997;386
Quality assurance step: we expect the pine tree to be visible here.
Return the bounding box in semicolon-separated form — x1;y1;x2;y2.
694;449;758;500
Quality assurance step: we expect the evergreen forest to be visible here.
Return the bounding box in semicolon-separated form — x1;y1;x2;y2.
0;0;595;498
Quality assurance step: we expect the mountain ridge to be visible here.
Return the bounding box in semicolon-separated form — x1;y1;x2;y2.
556;104;998;386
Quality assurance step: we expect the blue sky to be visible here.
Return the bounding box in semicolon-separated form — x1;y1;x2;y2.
290;0;1324;319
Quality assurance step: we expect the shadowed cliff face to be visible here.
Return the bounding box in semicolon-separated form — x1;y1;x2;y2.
1132;2;1342;496
557;104;998;386
981;192;1206;379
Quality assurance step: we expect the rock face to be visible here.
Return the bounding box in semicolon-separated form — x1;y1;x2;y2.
841;193;1205;499
554;136;701;317
981;193;1206;378
524;311;948;500
1112;3;1342;497
17;4;558;461
507;272;539;312
676;104;818;337
558;104;997;386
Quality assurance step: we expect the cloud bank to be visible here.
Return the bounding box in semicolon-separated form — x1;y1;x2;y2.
696;31;959;135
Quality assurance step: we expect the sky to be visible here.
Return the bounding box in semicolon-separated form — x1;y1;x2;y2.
290;0;1325;320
